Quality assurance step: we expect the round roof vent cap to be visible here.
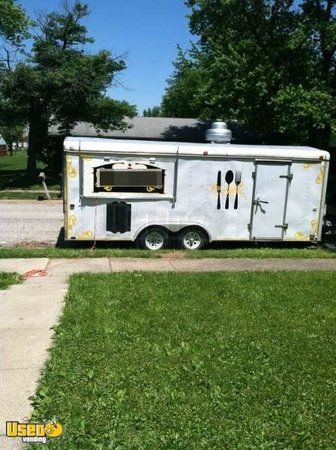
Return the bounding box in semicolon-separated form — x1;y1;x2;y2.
205;121;232;143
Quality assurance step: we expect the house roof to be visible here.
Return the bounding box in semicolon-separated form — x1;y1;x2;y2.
0;135;6;146
49;117;211;142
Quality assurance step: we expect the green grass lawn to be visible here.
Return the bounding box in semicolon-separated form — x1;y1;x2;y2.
0;243;333;262
0;150;29;172
0;245;335;259
0;150;61;196
30;272;336;449
0;191;61;200
0;272;21;289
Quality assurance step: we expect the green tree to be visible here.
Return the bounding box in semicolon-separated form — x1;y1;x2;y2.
0;0;29;74
143;106;163;117
164;0;336;148
273;0;336;147
0;1;135;178
0;0;29;154
161;45;203;118
0;0;28;46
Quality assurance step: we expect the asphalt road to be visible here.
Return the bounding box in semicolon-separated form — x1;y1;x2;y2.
0;200;63;247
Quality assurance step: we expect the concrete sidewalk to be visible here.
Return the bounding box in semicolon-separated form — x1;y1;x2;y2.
0;272;67;449
1;257;336;275
1;256;336;448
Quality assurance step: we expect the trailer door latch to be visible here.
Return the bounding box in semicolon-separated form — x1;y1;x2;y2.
279;174;293;181
253;198;269;214
274;224;288;230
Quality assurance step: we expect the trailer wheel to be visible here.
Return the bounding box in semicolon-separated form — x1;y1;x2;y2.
136;227;169;251
178;227;208;250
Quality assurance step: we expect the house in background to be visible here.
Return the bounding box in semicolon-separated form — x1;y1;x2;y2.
0;136;7;156
49;118;211;143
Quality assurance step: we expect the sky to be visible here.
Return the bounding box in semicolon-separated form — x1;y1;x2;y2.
19;0;194;114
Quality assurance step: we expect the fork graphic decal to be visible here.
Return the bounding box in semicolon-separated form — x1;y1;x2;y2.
234;171;242;210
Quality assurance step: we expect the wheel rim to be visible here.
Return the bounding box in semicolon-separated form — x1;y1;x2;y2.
145;231;165;250
183;230;203;250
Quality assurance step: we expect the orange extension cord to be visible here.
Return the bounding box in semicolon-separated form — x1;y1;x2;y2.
22;269;48;279
22;251;97;279
23;203;99;279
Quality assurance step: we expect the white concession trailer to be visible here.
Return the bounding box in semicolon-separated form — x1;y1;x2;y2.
63;126;330;250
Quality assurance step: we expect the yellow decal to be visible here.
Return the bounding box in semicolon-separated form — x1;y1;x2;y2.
303;162;313;169
311;219;318;234
146;185;163;192
76;231;93;240
66;158;77;178
210;183;246;198
68;215;77;231
315;166;324;184
295;232;310;241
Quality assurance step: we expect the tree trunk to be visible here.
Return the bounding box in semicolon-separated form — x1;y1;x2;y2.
26;119;39;181
26;105;49;181
8;138;13;156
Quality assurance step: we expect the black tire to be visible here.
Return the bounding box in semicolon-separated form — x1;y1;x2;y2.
136;227;169;251
178;227;208;250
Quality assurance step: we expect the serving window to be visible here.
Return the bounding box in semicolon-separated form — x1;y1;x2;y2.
94;162;165;194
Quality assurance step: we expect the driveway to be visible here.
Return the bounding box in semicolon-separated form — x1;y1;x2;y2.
0;200;63;247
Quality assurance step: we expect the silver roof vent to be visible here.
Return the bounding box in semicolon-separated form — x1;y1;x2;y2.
205;121;232;144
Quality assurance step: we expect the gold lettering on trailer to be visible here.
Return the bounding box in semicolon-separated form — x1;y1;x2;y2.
210;183;246;198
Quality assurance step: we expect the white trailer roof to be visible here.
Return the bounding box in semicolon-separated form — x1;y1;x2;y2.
64;137;330;161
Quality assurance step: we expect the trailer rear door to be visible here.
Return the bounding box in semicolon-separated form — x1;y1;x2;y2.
250;161;292;240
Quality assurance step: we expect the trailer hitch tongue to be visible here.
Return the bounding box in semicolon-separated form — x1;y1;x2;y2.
254;198;269;214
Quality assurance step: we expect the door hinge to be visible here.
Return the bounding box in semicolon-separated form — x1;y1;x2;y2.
274;223;288;230
252;172;256;179
247;223;251;232
279;174;293;181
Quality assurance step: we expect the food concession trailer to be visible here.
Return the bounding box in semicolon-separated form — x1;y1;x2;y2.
63;122;330;250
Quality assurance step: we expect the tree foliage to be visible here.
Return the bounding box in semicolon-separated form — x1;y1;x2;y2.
161;45;203;118
0;0;29;158
0;0;29;76
163;0;336;147
0;1;136;177
0;0;29;44
143;106;163;117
